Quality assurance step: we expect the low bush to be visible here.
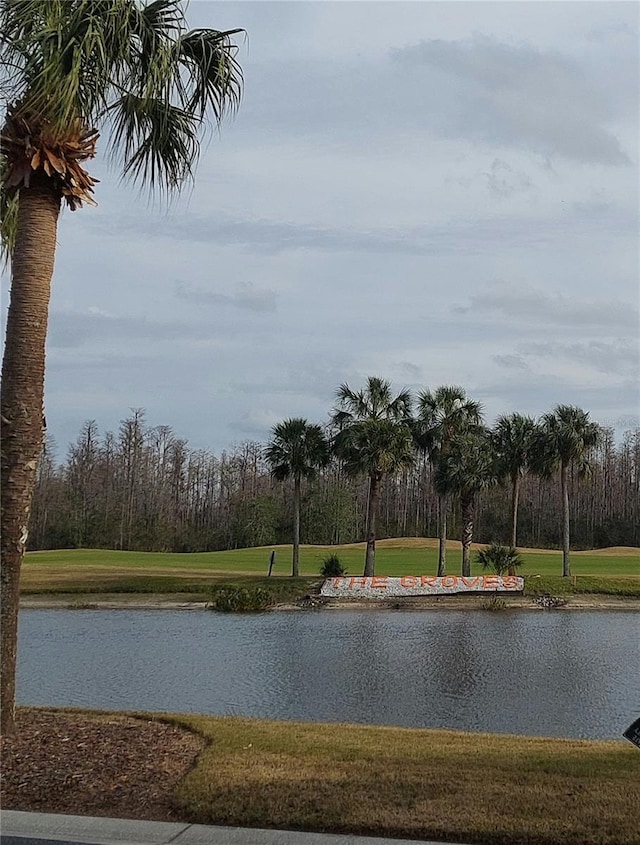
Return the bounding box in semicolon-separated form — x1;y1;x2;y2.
476;542;524;575
207;585;274;612
320;554;346;577
482;595;507;611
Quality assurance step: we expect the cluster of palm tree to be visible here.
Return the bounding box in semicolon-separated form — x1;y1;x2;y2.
265;377;601;580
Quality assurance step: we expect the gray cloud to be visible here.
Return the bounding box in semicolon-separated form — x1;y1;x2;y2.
484;158;533;198
88;200;637;259
522;340;639;376
456;284;638;330
222;28;635;166
391;361;424;380
392;35;631;164
176;281;278;313
478;375;638;423
493;354;530;371
48;310;228;350
50;352;155;371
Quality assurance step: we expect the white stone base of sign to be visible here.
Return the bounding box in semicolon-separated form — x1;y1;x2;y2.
320;575;524;599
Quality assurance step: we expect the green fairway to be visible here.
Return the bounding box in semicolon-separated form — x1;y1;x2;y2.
24;540;640;578
18;540;638;597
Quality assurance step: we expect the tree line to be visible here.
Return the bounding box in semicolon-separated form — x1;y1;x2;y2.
29;382;639;574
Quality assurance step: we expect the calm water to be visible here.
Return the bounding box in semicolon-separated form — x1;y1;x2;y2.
17;608;639;739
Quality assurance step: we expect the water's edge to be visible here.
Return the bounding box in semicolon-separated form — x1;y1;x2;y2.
19;594;640;611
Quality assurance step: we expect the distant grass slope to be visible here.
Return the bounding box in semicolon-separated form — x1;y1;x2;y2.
19;540;638;596
24;540;640;577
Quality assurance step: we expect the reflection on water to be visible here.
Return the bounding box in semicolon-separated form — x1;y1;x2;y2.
17;608;639;739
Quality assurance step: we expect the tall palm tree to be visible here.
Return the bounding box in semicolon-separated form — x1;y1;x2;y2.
491;413;537;565
413;386;482;575
264;418;330;577
434;427;496;576
0;0;243;736
332;377;414;576
530;405;601;577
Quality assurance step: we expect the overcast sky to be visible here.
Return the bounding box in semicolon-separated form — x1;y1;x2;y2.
2;0;638;455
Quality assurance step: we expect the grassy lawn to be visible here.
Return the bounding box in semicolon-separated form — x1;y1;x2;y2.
20;540;638;596
165;713;640;845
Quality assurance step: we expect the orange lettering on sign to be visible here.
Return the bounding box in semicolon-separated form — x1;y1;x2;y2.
420;576;438;586
442;576;458;588
461;576;481;588
331;578;344;588
401;576;417;588
348;577;368;588
483;576;499;589
502;576;517;589
371;576;388;589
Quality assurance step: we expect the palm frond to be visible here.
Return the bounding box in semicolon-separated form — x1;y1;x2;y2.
334;377;412;422
1;0;245;198
534;405;602;474
264;417;330;482
0;154;18;263
108;93;198;191
491;412;538;481
334;419;415;479
175;28;244;121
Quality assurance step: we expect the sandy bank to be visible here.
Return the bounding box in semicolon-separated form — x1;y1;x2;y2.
19;593;640;611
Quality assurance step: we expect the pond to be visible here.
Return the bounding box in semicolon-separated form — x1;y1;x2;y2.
17;608;638;740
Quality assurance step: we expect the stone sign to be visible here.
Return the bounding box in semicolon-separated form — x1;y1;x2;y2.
320;574;524;599
623;717;640;749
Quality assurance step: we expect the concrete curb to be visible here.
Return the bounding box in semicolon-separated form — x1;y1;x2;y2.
1;811;470;845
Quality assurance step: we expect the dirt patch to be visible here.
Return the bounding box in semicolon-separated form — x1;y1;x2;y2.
1;709;204;821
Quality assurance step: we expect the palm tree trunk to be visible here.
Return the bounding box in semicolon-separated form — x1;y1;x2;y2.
460;492;474;577
364;473;380;577
509;474;521;574
561;461;571;577
437;494;447;576
1;176;61;736
292;475;301;577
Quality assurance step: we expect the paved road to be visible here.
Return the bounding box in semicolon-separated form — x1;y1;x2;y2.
0;835;72;845
0;812;471;845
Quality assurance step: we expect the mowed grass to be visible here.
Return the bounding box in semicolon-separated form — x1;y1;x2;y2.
159;713;640;845
21;539;638;595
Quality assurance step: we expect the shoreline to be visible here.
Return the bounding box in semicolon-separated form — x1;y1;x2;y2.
19;593;640;611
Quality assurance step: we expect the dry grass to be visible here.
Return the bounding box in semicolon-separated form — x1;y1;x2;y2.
171;715;640;845
576;546;640;557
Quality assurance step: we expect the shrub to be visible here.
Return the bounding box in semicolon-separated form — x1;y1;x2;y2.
482;595;507;611
320;554;346;578
207;585;274;613
475;542;524;575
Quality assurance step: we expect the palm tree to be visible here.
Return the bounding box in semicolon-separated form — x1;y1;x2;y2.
413;386;482;575
530;405;601;577
264;418;330;577
434;427;496;576
0;0;243;736
332;377;414;576
491;413;537;565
